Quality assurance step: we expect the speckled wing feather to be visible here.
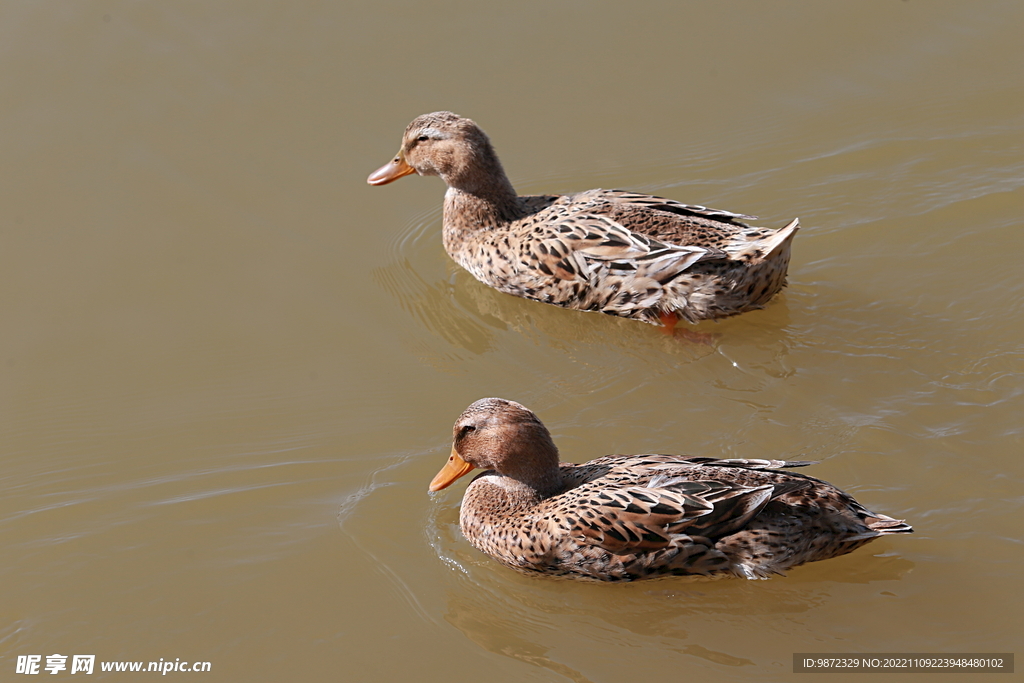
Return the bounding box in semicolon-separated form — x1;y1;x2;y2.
568;486;712;553
531;213;725;283
599;190;758;223
580;454;817;473
568;477;780;555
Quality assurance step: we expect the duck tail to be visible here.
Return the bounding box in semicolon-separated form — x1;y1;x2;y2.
847;501;914;538
868;515;914;535
761;217;800;258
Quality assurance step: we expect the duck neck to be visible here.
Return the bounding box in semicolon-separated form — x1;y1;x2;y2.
494;429;564;501
444;185;523;224
441;144;524;231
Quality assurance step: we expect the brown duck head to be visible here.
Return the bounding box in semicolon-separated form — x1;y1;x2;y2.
367;112;515;197
429;398;562;496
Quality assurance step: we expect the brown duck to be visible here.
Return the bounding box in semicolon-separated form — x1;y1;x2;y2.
430;398;912;581
369;112;799;328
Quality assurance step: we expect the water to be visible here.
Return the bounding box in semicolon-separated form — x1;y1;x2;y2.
2;1;1021;681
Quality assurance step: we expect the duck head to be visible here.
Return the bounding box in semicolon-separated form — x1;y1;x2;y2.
367;112;515;197
429;398;562;495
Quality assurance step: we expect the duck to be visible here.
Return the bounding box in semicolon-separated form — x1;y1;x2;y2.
368;111;799;328
429;398;912;581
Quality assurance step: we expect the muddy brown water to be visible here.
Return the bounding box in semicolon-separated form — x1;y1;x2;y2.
2;2;1021;681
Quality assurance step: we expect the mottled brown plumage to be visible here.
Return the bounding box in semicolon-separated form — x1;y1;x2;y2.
369;111;799;325
429;398;912;581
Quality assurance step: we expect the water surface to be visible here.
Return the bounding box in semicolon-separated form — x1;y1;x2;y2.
2;1;1021;681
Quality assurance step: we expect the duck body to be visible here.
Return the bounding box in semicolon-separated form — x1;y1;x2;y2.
430;399;913;581
369;111;799;326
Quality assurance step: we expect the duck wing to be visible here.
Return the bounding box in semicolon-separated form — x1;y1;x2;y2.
567;478;778;555
562;190;799;256
597;190;757;223
530;212;726;283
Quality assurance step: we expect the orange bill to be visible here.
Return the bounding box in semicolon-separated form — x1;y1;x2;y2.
429;447;475;492
367;152;415;185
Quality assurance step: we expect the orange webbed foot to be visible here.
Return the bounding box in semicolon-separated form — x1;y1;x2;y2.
658;311;680;334
658;311;716;345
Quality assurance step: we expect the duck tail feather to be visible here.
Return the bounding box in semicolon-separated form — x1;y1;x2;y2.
761;217;800;257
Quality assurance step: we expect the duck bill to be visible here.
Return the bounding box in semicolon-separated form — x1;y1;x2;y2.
367;152;416;185
429;447;475;492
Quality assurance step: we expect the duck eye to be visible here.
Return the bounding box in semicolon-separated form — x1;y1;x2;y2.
416;135;429;142
459;425;476;438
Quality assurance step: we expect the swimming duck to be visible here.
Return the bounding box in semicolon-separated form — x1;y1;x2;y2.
369;112;799;328
429;398;912;581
